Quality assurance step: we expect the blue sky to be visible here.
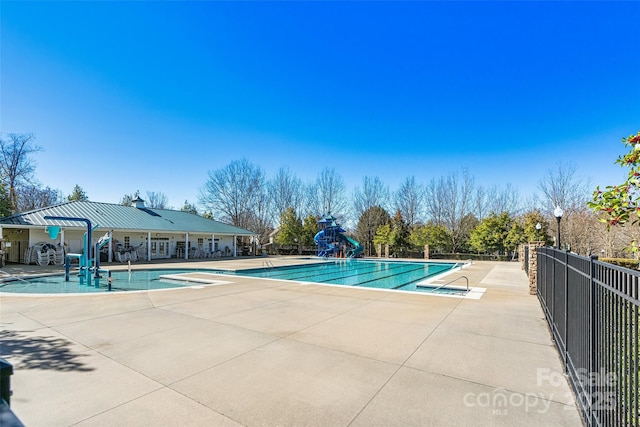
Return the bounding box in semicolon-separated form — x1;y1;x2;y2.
1;1;638;211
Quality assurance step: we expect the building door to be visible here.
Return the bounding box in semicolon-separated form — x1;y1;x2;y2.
150;238;170;258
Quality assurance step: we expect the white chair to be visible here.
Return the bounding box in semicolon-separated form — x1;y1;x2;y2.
136;245;146;261
54;248;65;265
36;251;49;266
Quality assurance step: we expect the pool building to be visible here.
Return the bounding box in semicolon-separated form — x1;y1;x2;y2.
0;198;258;265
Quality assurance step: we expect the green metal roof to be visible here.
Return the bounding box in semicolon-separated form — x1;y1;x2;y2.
0;201;256;236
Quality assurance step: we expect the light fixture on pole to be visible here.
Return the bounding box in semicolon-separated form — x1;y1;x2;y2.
554;206;564;249
535;222;541;241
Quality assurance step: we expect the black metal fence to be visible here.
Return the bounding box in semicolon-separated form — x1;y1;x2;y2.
537;247;639;427
2;240;29;264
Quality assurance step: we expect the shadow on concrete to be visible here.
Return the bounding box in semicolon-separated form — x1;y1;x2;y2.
0;330;94;372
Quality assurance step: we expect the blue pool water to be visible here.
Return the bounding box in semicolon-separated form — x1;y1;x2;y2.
0;260;464;295
234;259;461;293
0;269;203;294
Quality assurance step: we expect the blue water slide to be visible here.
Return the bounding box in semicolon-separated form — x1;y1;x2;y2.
314;230;335;257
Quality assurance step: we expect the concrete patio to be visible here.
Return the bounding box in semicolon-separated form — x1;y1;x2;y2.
0;259;582;426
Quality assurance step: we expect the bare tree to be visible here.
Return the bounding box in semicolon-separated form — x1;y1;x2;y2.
199;159;267;230
537;162;591;251
17;185;62;211
146;191;169;209
310;167;347;215
394;176;424;229
424;169;475;252
486;183;521;216
243;184;273;244
424;177;448;227
352;176;389;219
304;183;321;218
537;162;590;215
269;166;304;223
0;133;42;212
473;183;521;221
473;186;488;221
355;205;391;256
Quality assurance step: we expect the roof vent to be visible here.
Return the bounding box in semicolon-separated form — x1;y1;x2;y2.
131;196;145;209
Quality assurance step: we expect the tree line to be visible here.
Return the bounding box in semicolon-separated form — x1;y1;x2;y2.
195;158;634;259
1;132;638;259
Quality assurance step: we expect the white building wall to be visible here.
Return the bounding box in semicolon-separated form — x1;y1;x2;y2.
23;228;248;260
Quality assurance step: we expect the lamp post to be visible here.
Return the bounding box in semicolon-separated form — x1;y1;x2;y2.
535;222;541;241
554;206;564;249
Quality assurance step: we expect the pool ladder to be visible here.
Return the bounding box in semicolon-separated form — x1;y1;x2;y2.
263;259;274;269
419;275;469;293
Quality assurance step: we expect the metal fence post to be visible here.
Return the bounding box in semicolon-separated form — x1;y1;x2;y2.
563;250;569;370
0;359;12;406
551;249;555;328
589;255;597;426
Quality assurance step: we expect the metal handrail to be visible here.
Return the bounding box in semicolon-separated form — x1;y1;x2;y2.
263;259;274;268
422;275;469;292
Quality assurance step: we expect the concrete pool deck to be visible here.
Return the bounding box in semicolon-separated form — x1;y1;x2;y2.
0;258;582;426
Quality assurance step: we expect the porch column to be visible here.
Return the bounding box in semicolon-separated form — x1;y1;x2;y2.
212;234;215;256
185;233;189;260
147;232;152;261
233;235;237;257
108;230;113;263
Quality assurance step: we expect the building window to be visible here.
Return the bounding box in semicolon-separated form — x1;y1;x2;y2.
124;236;130;248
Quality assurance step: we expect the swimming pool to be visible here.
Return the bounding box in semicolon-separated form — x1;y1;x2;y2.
0;269;213;294
233;259;461;292
0;259;467;296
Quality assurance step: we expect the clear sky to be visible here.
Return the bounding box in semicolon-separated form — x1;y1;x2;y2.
1;1;639;211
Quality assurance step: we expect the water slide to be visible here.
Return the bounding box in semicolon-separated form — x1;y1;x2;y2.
314;229;363;258
341;234;363;258
314;230;335;257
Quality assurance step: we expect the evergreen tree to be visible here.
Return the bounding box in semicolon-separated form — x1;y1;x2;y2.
0;184;12;216
409;223;450;254
276;207;303;247
301;214;319;247
389;209;409;256
67;184;89;201
181;200;199;215
373;223;391;255
469;212;513;254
